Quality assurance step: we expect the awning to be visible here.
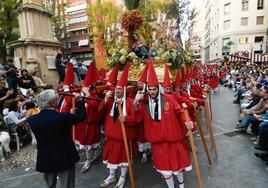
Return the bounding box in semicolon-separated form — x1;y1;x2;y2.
78;39;89;46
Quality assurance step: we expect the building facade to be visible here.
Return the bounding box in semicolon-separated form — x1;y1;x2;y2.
199;0;268;63
63;0;94;65
188;8;204;62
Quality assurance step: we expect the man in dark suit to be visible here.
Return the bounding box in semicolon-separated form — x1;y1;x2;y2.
28;89;86;188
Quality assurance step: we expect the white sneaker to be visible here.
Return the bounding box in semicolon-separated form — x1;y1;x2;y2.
115;176;126;188
100;176;117;188
81;160;91;173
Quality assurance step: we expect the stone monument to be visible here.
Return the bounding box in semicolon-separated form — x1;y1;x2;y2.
8;0;63;85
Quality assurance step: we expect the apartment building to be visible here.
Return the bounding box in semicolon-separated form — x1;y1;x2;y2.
61;0;93;65
188;8;204;62
200;0;268;63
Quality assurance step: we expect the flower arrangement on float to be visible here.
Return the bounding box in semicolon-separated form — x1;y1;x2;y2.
89;0;193;81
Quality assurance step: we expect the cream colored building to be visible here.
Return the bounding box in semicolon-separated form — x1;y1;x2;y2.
200;0;268;63
188;8;204;62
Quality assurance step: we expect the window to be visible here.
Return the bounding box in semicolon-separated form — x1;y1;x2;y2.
239;37;249;44
69;29;87;36
241;17;248;26
257;0;264;9
242;0;249;11
223;38;230;46
255;36;264;43
224;20;231;29
256;16;264;25
70;41;79;47
224;3;231;15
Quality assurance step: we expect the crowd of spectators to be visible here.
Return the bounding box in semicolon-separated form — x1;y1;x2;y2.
0;59;52;161
219;61;268;163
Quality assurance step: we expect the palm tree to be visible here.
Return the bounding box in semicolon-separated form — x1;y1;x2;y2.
121;0;143;50
0;0;21;64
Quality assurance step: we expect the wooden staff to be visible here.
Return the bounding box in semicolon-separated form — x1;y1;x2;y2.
204;101;218;158
117;99;135;188
58;92;102;101
72;97;76;140
208;90;213;120
193;105;212;165
182;103;203;188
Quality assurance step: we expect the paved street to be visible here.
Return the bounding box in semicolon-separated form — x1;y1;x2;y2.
0;87;268;188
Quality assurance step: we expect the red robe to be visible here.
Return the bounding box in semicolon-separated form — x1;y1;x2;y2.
173;93;196;132
208;75;219;89
75;93;101;146
98;97;138;168
134;94;191;175
58;95;73;113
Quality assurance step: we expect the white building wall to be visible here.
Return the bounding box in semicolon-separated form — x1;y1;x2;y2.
200;0;268;62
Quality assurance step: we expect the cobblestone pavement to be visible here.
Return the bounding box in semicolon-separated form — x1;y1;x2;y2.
0;86;268;188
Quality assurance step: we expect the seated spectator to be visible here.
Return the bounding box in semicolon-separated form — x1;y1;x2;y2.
26;89;37;104
0;77;14;112
4;100;28;133
32;71;47;92
236;86;268;131
18;69;37;92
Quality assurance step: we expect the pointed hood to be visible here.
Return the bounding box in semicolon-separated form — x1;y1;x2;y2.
175;68;182;87
163;64;171;88
64;63;74;86
107;64;119;84
117;63;130;87
82;62;95;87
147;60;159;86
138;62;149;83
193;64;199;79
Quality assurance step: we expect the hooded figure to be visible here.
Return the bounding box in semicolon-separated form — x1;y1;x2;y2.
133;60;193;188
98;63;138;188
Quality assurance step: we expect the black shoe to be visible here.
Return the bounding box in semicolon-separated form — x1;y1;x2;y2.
254;145;268;151
260;155;268;161
254;153;268;158
233;100;240;104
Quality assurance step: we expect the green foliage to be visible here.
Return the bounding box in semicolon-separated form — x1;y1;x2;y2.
88;1;122;38
49;0;67;42
123;0;140;10
161;48;192;69
222;41;234;52
0;0;21;64
138;0;165;21
105;48;139;70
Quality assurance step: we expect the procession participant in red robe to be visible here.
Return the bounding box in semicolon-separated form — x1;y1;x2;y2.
164;65;196;132
98;63;138;188
133;61;193;188
179;67;205;107
74;63;102;173
133;62;151;163
57;63;74;113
